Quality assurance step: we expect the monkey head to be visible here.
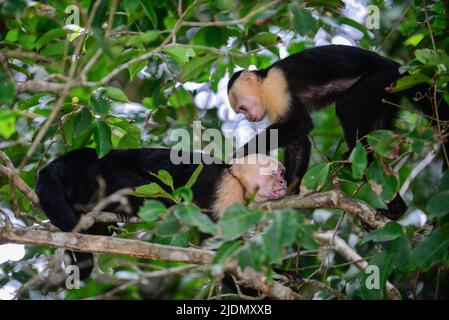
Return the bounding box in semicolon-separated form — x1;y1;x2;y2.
227;71;266;122
230;154;287;202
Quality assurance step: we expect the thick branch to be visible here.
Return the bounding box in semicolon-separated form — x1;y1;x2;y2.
315;231;401;300
0;164;40;207
257;190;389;229
230;266;303;300
0;227;301;300
0;49;52;63
0;227;214;265
16;80;65;94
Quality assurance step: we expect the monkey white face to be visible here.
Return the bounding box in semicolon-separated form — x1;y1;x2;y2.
228;71;266;122
231;154;287;202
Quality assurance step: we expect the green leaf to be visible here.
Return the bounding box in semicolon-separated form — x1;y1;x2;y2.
111;31;159;47
93;120;112;158
118;133;140;148
262;210;301;263
128;60;147;81
90;94;110;115
138;200;167;222
218;204;262;240
63;117;74;146
155;215;181;236
392;235;415;272
231;53;251;69
185;164;204;189
104;87;129;102
179;53;218;82
360;221;403;245
5;29;18;42
123;0;140;13
97;254;119;274
151;170;174;189
415;48;441;65
238;241;266;271
366;159;399;202
0;109;16;139
0;72;16;104
173;186;193;202
72;107;93;148
412;228;449;271
131;182;173;200
18;34;36;50
110;118;141;136
289;2;317;35
140;0;158;28
361;251;396;299
427;191;449;218
213;240;242;264
163;46;195;64
302;163;330;190
339;17;368;36
250;32;280;46
19;93;53;110
91;0;109;28
349;142;368;179
36;28;67;50
389;74;430;92
173;203;217;234
356;183;388;210
40;41;65;57
404;33;424;47
367;130;401;159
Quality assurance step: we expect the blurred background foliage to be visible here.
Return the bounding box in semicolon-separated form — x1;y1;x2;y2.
0;0;448;300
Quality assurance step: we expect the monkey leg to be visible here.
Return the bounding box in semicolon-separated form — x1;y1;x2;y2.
336;69;407;220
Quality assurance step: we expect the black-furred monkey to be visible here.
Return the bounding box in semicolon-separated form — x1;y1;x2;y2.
227;44;449;220
36;148;287;278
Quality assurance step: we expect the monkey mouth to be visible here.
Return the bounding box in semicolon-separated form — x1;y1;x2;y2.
272;187;287;197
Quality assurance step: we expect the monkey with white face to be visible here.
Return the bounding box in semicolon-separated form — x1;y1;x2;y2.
36;148;288;278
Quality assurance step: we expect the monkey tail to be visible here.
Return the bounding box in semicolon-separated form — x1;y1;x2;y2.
404;84;449;168
36;161;94;280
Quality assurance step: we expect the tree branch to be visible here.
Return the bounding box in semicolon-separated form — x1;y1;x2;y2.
181;0;282;27
257;189;389;229
0;227;214;264
315;231;402;300
0;154;40;207
0;226;302;300
229;266;303;300
16;80;65;94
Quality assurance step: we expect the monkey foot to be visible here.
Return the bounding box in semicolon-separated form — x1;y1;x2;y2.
116;212;131;223
375;208;402;221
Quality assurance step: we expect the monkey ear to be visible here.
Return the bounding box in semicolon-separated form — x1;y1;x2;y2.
240;71;256;84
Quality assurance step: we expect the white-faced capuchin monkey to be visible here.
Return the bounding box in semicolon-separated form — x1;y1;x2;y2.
227;44;449;220
36;148;287;278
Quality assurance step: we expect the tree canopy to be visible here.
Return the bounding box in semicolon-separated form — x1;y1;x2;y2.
0;0;448;300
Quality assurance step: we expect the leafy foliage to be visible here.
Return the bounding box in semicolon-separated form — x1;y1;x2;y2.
0;0;448;300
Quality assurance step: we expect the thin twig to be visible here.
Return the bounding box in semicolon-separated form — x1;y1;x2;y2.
181;1;282;27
